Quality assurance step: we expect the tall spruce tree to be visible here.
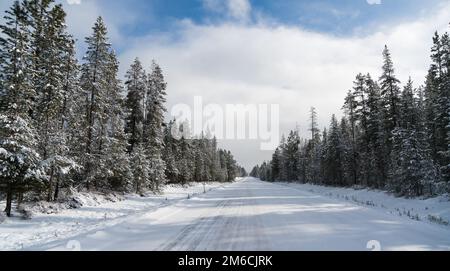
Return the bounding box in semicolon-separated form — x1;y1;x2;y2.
101;51;132;191
79;17;114;190
144;61;167;191
0;1;34;116
379;45;401;135
284;130;300;181
343;85;358;185
124;58;147;153
130;143;150;195
324;115;344;186
271;148;281;181
31;3;79;201
365;74;388;187
0;1;42;216
163;120;179;182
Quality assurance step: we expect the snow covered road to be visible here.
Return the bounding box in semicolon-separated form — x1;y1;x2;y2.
31;177;450;251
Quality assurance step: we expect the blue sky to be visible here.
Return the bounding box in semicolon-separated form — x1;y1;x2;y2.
65;0;442;35
1;0;449;169
1;0;446;55
56;0;445;53
151;0;440;33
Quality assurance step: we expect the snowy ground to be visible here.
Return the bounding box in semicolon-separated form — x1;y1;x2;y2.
277;182;450;227
0;182;227;251
1;177;449;251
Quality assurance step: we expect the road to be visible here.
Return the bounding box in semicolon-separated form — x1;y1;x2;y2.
36;177;450;251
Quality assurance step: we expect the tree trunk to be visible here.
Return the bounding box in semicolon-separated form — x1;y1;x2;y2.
47;166;55;202
17;192;23;208
86;168;91;191
54;176;60;201
4;184;13;217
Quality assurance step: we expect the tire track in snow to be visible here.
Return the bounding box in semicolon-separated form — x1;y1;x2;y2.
158;200;229;251
161;182;272;251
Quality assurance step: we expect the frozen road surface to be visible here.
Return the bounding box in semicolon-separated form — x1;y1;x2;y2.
35;178;450;251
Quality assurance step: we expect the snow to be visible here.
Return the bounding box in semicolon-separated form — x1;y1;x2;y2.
1;177;449;251
0;182;227;251
277;182;450;227
0;148;8;156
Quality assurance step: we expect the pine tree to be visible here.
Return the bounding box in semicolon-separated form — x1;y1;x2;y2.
388;128;438;197
317;129;327;184
130;143;150;195
144;61;167;191
0;1;34;116
211;150;225;182
380;45;401;133
25;0;54;118
278;135;288;181
365;74;388;188
387;77;439;196
425;32;443;163
79;17;113;190
284;130;300;181
342;85;359;185
29;3;79;201
209;137;222;182
59;38;83;196
379;46;402;187
339;117;356;186
194;147;204;182
176;121;194;184
270;148;281;181
323;115;344;186
0;115;43;216
399;78;418;129
223;150;238;182
177;138;193;184
354;74;373;185
163;120;179;182
250;165;259;178
437;32;450;182
309;107;319;143
0;1;43;216
101;51;132;191
124;58;147;153
304;108;321;183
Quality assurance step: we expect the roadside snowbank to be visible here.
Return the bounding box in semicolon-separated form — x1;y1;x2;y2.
0;182;228;251
277;182;450;227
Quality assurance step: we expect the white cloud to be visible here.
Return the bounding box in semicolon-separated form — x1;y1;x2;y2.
118;2;450;169
367;0;382;5
203;0;222;12
227;0;251;20
67;0;81;5
203;0;251;21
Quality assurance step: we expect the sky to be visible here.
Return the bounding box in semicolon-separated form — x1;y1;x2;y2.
1;0;450;170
